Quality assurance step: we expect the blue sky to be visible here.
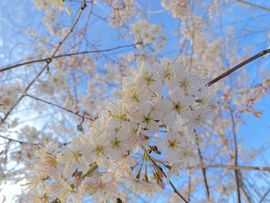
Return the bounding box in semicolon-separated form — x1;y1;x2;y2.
1;0;270;202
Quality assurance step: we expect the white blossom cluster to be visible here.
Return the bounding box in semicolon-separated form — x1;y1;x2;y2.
25;58;213;202
131;19;166;53
33;0;71;35
161;0;189;18
33;0;70;13
0;83;22;115
36;73;67;95
106;0;136;27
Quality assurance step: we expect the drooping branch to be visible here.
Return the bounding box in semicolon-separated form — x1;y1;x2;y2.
207;49;270;86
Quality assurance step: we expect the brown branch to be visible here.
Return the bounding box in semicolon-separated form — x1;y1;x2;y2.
0;0;87;125
167;178;188;203
0;134;36;145
229;108;241;203
237;0;270;12
150;159;188;202
144;147;188;203
190;164;270;173
207;49;270;86
195;134;210;200
25;94;94;121
0;58;50;72
187;170;191;202
0;43;140;73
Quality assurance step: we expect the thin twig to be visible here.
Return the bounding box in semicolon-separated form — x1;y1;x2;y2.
195;134;210;200
190;164;270;173
187;170;191;202
148;156;188;202
168;179;188;203
230;108;241;203
25;94;94;121
259;187;270;203
0;134;36;145
237;0;270;12
0;43;140;73
160;166;188;202
207;49;270;86
0;58;50;72
143;146;188;203
240;177;253;203
0;0;87;125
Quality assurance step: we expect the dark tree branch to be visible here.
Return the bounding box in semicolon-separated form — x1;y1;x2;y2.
167;178;188;203
0;134;36;145
144;147;188;203
207;49;270;86
237;0;270;12
195;134;210;200
229;108;241;203
190;165;270;173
